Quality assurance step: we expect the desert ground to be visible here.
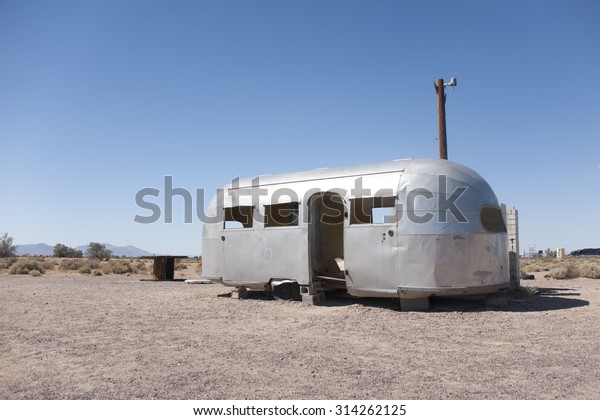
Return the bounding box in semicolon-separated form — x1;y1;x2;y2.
1;267;599;400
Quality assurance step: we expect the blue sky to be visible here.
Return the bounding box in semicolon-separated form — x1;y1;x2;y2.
1;0;598;256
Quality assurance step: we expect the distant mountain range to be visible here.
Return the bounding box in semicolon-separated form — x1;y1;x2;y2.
15;243;153;257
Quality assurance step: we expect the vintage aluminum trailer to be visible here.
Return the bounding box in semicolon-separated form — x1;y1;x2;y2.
201;158;509;309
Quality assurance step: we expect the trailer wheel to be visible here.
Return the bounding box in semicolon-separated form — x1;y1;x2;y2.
272;281;300;301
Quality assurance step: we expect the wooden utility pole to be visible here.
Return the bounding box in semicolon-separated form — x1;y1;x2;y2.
435;78;448;160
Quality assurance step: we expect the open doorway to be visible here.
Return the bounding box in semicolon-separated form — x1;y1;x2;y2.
308;192;346;287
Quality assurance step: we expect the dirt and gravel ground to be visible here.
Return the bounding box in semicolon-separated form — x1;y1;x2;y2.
1;272;599;400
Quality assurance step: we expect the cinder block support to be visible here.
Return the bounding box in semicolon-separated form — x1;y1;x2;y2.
300;285;325;305
231;287;248;299
302;293;325;305
505;207;520;291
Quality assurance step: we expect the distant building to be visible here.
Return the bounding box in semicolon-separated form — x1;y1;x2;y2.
570;248;600;256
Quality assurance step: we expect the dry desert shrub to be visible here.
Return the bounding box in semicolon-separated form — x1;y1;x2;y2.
519;285;540;296
521;263;543;273
59;259;100;274
80;260;100;274
548;264;580;279
78;265;92;274
59;259;85;271
523;257;559;269
101;259;151;275
8;258;46;275
579;262;600;279
101;260;133;274
0;257;18;270
520;256;600;279
38;258;56;271
29;270;42;277
133;261;148;274
520;258;553;275
520;258;537;269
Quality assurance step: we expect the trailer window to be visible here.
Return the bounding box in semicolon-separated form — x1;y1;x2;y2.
480;206;507;232
264;202;299;227
351;197;396;224
224;206;254;229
